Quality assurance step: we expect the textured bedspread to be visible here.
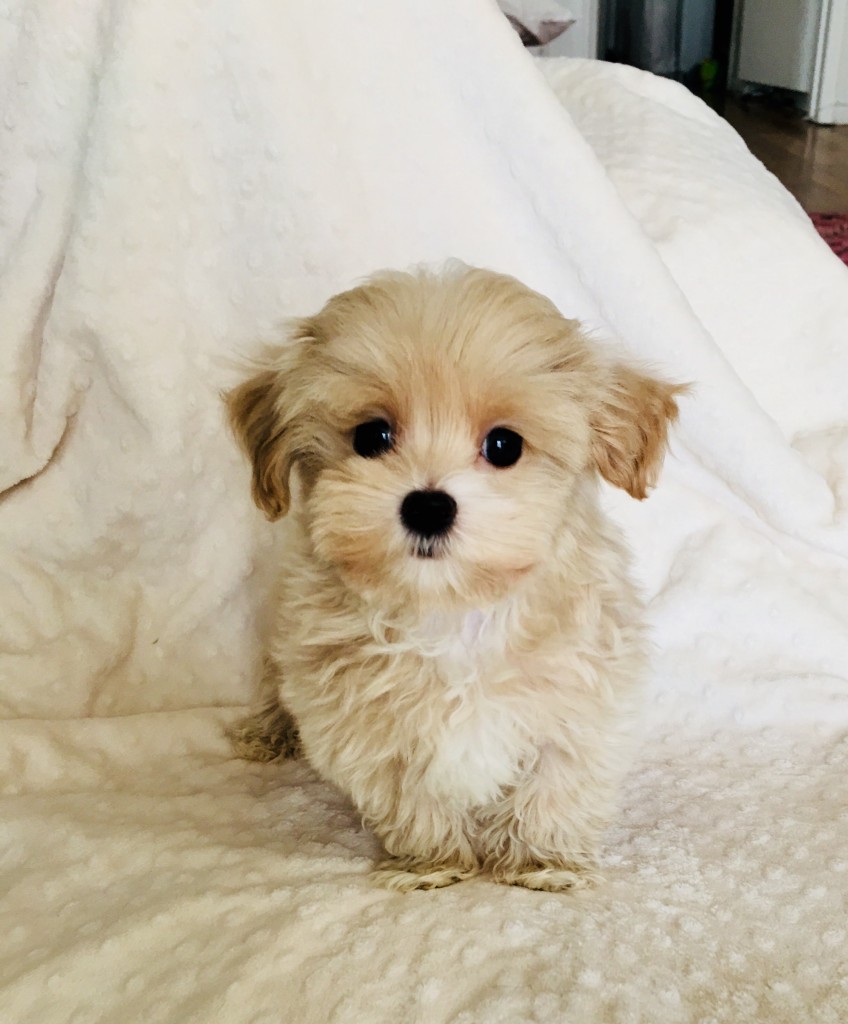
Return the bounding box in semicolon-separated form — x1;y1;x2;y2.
2;2;847;1021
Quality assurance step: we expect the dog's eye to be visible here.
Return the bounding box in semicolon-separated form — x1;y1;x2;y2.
482;427;523;468
353;418;394;458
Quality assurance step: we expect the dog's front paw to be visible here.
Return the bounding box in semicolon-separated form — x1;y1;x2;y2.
372;857;479;892
496;862;601;893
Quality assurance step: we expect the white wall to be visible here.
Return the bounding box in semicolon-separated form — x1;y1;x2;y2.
737;0;821;93
540;0;599;57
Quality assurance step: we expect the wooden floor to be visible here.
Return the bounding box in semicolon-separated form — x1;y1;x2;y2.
723;98;848;213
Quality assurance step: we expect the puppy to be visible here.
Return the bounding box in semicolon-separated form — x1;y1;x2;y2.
227;266;681;892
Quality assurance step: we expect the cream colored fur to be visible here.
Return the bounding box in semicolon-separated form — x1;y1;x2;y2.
227;266;680;892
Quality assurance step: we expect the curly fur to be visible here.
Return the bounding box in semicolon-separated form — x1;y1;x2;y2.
226;265;681;892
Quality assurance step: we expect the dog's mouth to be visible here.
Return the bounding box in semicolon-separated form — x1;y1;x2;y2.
412;538;446;560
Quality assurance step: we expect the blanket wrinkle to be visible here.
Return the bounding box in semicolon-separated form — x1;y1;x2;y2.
0;1;123;492
2;1;848;1022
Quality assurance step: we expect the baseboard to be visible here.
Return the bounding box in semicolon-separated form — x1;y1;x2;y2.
810;100;848;125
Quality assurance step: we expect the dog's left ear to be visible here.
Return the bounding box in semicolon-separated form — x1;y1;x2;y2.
590;364;683;500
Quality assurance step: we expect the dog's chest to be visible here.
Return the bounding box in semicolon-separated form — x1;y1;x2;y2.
416;610;527;807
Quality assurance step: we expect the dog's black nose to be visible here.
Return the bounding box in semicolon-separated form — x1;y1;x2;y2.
400;489;457;539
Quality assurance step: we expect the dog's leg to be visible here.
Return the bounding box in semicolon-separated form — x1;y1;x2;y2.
367;796;480;892
228;696;302;762
479;743;614;892
372;856;479;892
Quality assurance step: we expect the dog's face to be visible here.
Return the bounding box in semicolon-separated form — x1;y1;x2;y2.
227;268;680;611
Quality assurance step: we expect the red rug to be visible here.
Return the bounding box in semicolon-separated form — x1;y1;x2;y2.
810;213;848;266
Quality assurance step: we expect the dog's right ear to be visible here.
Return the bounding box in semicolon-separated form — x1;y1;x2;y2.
225;320;316;521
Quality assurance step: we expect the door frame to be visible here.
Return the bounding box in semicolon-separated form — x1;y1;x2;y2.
810;0;848;123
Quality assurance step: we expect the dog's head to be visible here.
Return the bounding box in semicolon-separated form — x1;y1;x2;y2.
227;267;681;610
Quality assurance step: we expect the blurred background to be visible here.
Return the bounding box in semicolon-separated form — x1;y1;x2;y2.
533;0;848;214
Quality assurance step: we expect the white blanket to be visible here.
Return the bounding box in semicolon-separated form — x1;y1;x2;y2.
2;2;847;1021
